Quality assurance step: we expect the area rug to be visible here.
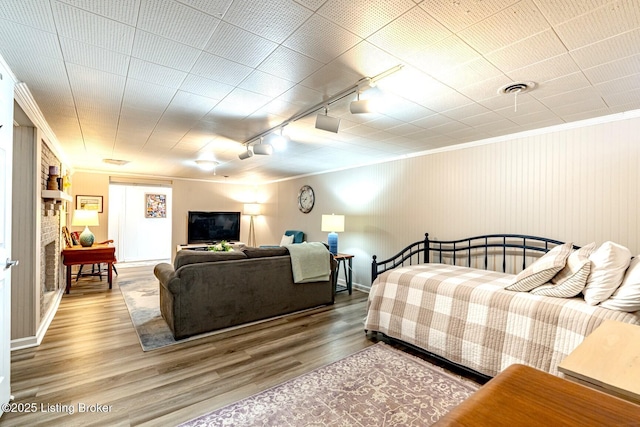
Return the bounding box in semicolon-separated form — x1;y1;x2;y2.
179;342;480;427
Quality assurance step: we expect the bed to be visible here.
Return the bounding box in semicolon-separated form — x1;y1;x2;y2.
365;233;640;378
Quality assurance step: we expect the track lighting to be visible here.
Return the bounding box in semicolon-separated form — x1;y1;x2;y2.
238;146;254;160
350;92;375;114
252;137;273;155
315;107;341;133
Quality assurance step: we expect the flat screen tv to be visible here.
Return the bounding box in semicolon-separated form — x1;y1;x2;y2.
187;211;241;244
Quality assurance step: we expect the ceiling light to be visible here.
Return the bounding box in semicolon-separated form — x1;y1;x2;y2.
195;159;219;171
238;146;254;160
103;158;130;166
350;92;375;114
267;128;289;150
315;107;340;133
252;138;273;155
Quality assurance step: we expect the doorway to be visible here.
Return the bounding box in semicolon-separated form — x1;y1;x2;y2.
108;184;172;263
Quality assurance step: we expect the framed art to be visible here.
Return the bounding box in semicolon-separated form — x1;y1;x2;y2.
62;226;73;248
145;193;166;218
76;195;103;212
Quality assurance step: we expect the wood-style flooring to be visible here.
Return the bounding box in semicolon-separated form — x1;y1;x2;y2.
2;264;374;426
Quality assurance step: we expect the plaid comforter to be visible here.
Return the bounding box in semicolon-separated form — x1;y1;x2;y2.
365;263;640;377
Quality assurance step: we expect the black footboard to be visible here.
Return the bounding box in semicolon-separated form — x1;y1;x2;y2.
371;232;571;284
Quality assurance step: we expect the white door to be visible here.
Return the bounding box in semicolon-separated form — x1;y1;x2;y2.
0;63;15;415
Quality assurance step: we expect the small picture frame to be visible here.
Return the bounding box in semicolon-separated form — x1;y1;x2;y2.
76;195;103;213
145;193;166;218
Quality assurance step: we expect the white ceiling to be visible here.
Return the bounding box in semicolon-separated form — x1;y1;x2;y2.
1;0;639;183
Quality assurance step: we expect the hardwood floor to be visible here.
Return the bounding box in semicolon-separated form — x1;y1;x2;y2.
2;264;374;426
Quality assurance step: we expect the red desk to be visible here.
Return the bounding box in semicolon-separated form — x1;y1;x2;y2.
62;244;116;294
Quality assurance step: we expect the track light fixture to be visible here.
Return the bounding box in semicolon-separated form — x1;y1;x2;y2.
252;137;273;155
315;107;341;133
238;146;254;160
350;91;375;114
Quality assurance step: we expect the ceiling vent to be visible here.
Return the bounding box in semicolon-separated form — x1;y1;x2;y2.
498;81;536;95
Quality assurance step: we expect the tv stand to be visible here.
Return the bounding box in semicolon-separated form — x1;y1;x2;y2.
177;242;246;252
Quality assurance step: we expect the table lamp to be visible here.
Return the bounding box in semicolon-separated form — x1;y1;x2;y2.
72;209;99;247
321;214;345;255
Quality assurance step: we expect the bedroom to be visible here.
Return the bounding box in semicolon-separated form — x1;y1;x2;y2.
2;0;640;424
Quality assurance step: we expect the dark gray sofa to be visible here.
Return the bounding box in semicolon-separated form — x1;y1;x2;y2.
153;246;336;339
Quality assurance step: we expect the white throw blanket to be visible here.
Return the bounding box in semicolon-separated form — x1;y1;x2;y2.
285;242;331;283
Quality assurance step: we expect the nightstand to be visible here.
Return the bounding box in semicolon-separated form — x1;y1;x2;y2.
558;319;640;405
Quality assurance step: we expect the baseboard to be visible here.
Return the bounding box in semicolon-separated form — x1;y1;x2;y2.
336;278;370;293
10;288;63;351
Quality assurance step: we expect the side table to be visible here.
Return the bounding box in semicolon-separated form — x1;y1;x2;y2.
62;244;117;294
557;319;640;404
333;253;353;295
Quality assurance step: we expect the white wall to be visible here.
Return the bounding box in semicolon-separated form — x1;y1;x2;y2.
272;113;640;290
108;185;172;262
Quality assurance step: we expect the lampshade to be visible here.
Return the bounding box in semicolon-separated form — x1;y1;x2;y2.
315;112;340;133
72;209;99;227
321;214;344;232
72;209;99;247
243;203;261;216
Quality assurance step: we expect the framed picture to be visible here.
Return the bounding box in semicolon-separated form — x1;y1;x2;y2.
76;195;103;213
145;193;166;218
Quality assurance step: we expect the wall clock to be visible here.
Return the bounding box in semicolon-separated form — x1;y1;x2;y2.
298;185;315;213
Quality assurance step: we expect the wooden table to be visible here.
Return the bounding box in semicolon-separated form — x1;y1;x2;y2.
434;364;640;426
558;319;640;404
61;244;116;294
333;253;353;294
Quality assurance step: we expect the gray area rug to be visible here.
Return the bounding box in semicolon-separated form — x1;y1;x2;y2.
178;342;479;427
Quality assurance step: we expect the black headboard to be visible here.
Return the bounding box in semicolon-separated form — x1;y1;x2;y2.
371;233;573;284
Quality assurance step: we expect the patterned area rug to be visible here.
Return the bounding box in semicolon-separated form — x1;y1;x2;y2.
179;342;479;427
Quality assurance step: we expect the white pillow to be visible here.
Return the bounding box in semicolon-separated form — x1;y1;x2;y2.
280;234;294;246
583;241;631;305
530;243;596;298
505;242;572;292
600;256;640;312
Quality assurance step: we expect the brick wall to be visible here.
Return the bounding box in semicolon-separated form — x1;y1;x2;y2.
40;141;61;317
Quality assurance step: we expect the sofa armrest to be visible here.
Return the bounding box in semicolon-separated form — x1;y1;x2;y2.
154;263;180;294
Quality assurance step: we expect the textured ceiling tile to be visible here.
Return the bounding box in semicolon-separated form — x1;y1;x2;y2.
176;0;233;17
300;62;362;96
132;31;201;72
457;0;551;54
570;28;640;69
66;63;126;105
534;86;604;109
554;0;640;50
60;37;129;75
122;80;177;112
531;72;591;99
436;58;503;89
292;0;325;11
419;0;520;33
138;0;220;48
367;6;452;60
507;53;581;84
533;0;612;26
52;1;134;53
583;54;640;84
128;57;187;88
317;0;415;38
239;70;296;98
331;41;403;78
405;35;482;79
191;52;253;86
204;22;278;67
58;0;141;25
0;0;56;31
224;0;312;43
180;74;234;100
0;21;62;59
283;14;362;63
485;29;568;72
595;73;640;97
258;46;324;83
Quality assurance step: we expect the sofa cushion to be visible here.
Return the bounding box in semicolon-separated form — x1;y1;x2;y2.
506;242;572;292
174;250;247;269
243;246;289;258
